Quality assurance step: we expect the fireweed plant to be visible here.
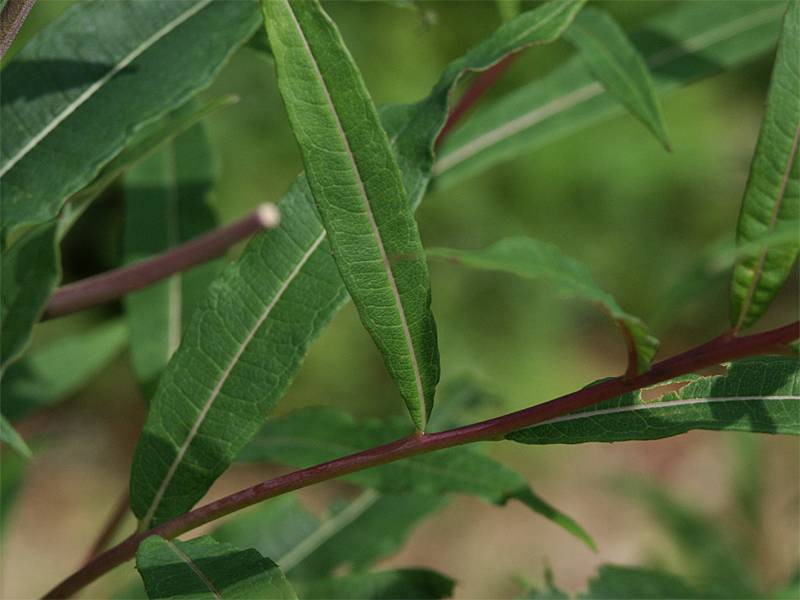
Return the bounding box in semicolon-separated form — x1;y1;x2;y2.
0;0;798;598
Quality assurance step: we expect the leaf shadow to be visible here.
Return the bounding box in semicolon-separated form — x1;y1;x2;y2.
632;29;726;81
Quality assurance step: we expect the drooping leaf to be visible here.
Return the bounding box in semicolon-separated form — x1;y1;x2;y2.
0;414;30;458
428;237;659;374
136;535;296;600
1;318;126;421
214;491;443;580
730;0;799;332
296;569;455;600
129;0;585;528
507;357;799;445
435;1;787;186
238;406;594;550
0;221;59;374
564;7;670;150
0;0;260;236
123;122;220;399
263;0;439;431
59;95;237;239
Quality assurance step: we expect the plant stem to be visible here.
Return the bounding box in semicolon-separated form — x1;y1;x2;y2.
43;204;280;320
42;320;799;599
435;53;520;147
0;0;36;58
83;493;131;565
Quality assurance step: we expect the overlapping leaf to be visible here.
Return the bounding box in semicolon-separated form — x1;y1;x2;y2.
123;123;220;399
136;535;296;599
129;0;585;528
296;570;455;600
730;0;799;332
564;7;669;149
428;237;659;374
263;0;439;430
0;415;30;458
0;0;260;236
238;405;594;549
1;318;126;421
435;1;788;186
507;357;800;444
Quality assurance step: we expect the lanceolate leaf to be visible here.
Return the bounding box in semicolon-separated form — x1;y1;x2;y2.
428;237;659;374
296;570;455;600
435;1;788;185
507;357;800;444
262;0;439;431
136;535;296;600
214;492;443;580
129;0;585;528
0;221;59;374
0;0;260;236
124;123;220;399
0;415;31;458
564;7;669;150
730;0;799;332
239;406;594;550
1;318;127;421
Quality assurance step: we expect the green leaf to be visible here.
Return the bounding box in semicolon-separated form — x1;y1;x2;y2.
579;565;703;600
129;0;585;528
296;569;455;600
507;357;800;444
730;0;799;332
59;95;236;239
426;375;503;432
136;535;296;600
0;221;60;374
0;0;260;236
1;318;126;421
0;414;30;458
0;449;27;538
496;0;521;23
238;406;594;550
263;0;439;431
214;491;443;580
435;1;787;185
123;122;220;399
428;237;659;374
564;7;670;150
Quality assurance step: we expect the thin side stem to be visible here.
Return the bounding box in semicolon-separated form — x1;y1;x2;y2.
0;0;36;58
435;53;521;147
42;320;799;599
83;493;131;565
44;204;280;320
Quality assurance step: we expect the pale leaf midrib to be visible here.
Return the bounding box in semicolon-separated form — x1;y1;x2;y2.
0;0;214;178
141;231;327;528
535;395;799;427
163;539;223;600
282;0;427;426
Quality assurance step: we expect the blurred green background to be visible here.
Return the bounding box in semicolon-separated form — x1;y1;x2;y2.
2;1;798;599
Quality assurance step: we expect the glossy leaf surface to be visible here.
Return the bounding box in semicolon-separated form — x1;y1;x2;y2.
136;535;296;599
564;7;669;149
730;0;799;331
428;237;659;373
123;123;220;399
508;357;800;444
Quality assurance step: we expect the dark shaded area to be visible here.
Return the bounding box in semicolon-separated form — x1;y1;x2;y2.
0;59;130;104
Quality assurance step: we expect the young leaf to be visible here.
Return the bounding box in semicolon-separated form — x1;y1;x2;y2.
238;406;594;550
435;1;787;185
262;0;439;430
0;0;259;236
296;569;455;600
507;357;800;444
136;535;296;600
0;221;59;374
428;237;659;374
214;492;443;580
564;7;670;150
129;0;585;527
1;318;126;421
730;0;799;333
0;414;31;458
123;122;220;399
